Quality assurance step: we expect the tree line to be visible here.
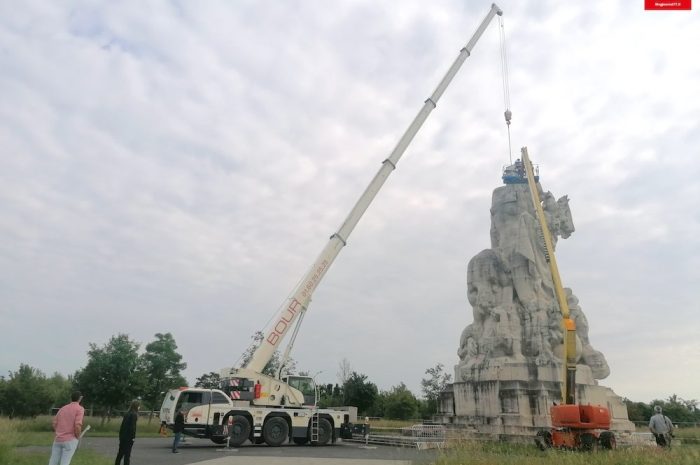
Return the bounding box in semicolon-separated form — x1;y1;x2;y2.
0;330;451;421
0;333;186;419
3;331;697;424
625;395;700;424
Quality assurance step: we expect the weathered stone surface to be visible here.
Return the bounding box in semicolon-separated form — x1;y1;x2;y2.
440;176;633;435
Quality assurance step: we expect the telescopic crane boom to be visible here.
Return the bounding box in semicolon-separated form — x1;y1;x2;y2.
246;3;504;374
521;147;577;405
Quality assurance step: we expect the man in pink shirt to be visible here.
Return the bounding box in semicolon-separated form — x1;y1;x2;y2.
48;391;85;465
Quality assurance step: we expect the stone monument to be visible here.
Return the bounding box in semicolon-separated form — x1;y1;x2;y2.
436;164;634;436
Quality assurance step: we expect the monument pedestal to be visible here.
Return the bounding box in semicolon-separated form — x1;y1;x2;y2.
436;358;635;436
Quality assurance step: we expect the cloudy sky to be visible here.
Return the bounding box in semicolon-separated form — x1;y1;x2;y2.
1;0;698;405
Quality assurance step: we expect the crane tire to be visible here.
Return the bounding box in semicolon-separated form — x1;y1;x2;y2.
311;418;332;446
227;415;250;447
263;417;289;447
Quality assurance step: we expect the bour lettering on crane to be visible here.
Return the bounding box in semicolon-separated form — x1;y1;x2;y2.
265;259;329;346
266;298;302;346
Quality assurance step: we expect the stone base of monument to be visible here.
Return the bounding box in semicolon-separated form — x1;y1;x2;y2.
434;358;635;439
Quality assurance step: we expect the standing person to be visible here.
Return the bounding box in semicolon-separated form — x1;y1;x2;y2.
649;405;674;448
115;400;139;465
172;409;185;453
48;391;85;465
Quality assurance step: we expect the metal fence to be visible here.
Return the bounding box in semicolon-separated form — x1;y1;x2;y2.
401;424;446;439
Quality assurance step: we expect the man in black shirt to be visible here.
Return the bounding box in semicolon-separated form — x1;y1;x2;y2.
115;400;139;465
172;409;185;453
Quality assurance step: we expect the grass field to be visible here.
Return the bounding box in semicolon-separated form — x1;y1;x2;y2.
437;440;700;465
2;416;699;465
0;415;162;465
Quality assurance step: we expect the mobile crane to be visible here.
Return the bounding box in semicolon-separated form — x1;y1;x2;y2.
519;148;616;451
159;4;505;447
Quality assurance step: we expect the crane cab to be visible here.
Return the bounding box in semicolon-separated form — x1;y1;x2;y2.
282;375;317;406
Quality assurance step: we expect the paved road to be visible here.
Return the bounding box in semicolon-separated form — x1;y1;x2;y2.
78;437;438;465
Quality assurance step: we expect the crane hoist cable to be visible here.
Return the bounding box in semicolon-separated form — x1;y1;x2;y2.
498;14;512;164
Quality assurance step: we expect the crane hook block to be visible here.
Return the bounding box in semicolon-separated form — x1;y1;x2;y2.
504;109;512;125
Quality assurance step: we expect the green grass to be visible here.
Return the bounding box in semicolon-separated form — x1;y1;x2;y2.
437;440;700;465
0;415;162;465
368;419;416;429
675;426;700;444
0;417;111;465
4;414;163;437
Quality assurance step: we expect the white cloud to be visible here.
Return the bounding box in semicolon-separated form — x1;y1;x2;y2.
0;0;698;404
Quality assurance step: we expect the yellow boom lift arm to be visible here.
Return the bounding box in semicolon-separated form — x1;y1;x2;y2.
521;147;577;405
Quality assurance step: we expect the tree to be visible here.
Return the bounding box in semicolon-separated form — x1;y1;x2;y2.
239;331;297;376
318;383;344;408
420;363;452;414
382;383;420;420
649;395;700;423
141;333;187;412
75;334;144;421
624;398;652;422
195;372;221;389
624;395;700;423
46;373;73;409
337;358;352;386
343;372;377;416
1;365;53;417
0;376;6;415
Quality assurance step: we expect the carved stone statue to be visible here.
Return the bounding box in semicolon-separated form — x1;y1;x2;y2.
457;181;608;378
439;168;633;435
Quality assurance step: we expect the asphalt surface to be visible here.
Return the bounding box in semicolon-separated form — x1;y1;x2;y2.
74;437;438;465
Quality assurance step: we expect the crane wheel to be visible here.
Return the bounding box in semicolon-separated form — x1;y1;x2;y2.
263;417;289;447
311;418;332;446
226;415;251;447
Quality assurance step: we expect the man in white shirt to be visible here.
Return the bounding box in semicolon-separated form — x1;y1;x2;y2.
648;405;674;448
